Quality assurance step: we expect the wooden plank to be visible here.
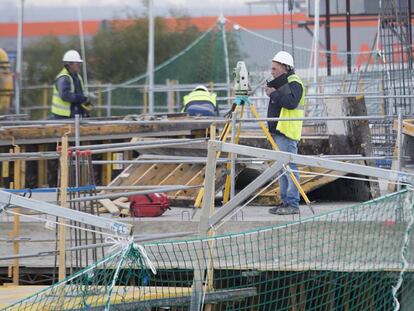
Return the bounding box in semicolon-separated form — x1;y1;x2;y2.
130;164;158;185
0;286;256;310
109;163;152;187
59;136;69;281
171;164;205;197
0;117;211;143
131;164;176;186
137;164;177;185
37;144;47;187
102;151;112;186
98;199;120;215
113;201;130;210
11;146;21;285
402;119;414;137
158;164;190;185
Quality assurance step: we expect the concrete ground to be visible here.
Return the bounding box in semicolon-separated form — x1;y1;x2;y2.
0;190;355;268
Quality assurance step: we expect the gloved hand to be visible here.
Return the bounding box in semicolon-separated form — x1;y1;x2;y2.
81;101;93;112
234;95;250;105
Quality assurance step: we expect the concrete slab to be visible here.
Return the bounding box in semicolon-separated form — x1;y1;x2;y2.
0;200;355;268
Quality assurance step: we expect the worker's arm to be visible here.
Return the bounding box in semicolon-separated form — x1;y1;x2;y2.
56;76;88;104
268;81;303;110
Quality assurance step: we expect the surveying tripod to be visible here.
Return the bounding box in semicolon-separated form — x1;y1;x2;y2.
194;61;314;213
194;61;315;214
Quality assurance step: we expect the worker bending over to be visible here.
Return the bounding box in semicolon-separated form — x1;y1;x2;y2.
182;85;218;116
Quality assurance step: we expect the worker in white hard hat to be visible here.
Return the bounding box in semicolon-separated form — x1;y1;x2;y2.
266;51;306;216
50;50;91;119
181;85;218;117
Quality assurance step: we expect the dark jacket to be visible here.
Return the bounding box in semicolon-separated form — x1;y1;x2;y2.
55;70;88;117
267;70;304;135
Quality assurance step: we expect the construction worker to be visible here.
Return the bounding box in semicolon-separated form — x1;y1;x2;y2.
50;50;91;119
266;51;305;215
182;85;218;116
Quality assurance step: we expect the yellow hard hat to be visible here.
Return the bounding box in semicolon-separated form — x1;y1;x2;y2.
0;48;10;68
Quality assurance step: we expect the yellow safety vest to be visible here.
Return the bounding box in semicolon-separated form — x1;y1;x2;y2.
182;90;217;112
51;67;85;117
276;74;305;141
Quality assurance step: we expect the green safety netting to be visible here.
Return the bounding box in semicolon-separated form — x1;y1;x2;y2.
5;189;414;310
100;23;236;115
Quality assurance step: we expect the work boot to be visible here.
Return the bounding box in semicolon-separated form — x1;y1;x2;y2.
274;206;300;215
268;203;284;214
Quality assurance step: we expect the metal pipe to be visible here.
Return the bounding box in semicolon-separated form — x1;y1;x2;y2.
106;84;112;117
15;0;24;115
346;0;351;74
0;190;133;236
147;0;155;114
325;0;331;76
89;139;206;154
91;158;258;165
0;120;76;125
0;113;404;127
84;114;403;123
0;152;59;161
0;152;404;163
96;185;200;191
397;111;403;191
74;115;80;147
70;138;200;151
409;0;413;69
220;14;231;108
21;82;231;91
69;185;202;202
77;4;88;90
74;114;81;188
313;0;320;84
0;231;197;261
12;93;414;113
230;111;236;199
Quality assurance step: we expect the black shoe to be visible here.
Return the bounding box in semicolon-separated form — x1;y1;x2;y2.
268;203;284;214
274;206;300;215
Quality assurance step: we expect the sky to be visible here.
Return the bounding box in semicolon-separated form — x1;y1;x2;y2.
0;0;273;22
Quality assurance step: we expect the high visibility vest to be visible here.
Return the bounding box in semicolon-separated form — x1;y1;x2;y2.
182;90;217;112
276;74;306;141
51;67;85;117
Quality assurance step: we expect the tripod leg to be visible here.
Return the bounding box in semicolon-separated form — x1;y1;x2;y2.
223;105;245;204
249;104;314;212
194;106;239;208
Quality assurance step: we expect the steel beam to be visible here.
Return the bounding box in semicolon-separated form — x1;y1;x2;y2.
191;140;220;311
219;142;414;184
0;190;133;236
203;141;414;231
209;159;285;229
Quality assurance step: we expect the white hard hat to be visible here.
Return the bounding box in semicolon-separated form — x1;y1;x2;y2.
62;50;83;63
272;51;294;68
194;85;208;92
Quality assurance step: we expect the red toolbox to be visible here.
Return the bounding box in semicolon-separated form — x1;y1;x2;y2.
129;193;171;217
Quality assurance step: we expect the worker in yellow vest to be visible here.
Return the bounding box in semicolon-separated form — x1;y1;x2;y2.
51;50;91;119
182;85;218;116
266;51;306;215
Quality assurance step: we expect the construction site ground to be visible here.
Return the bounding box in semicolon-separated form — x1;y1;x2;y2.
0;190;363;268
